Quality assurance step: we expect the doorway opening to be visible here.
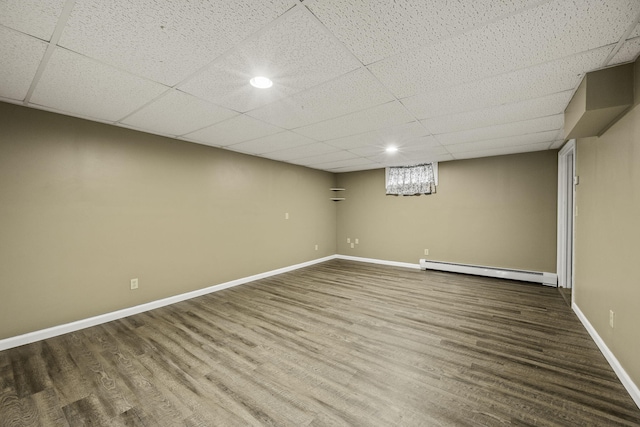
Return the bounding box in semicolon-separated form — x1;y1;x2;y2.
557;139;576;307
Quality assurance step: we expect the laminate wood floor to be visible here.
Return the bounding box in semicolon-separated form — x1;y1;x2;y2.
558;287;572;308
1;259;639;426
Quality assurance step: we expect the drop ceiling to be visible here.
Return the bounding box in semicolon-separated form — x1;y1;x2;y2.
1;0;639;173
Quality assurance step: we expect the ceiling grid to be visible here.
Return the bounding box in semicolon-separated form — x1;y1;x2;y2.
1;0;639;172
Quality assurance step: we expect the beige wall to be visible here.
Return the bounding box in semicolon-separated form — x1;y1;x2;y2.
575;103;640;386
0;102;337;339
336;151;558;272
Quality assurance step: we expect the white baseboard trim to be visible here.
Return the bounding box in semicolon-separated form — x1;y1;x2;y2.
572;302;640;409
0;255;336;352
335;254;421;270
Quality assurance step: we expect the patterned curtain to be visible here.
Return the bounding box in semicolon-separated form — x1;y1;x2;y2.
386;163;436;196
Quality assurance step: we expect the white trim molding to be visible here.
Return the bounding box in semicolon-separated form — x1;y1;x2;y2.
335;254;421;270
0;255;336;352
573;303;640;409
557;139;576;291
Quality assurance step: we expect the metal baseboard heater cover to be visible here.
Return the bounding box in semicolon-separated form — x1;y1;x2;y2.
419;259;557;286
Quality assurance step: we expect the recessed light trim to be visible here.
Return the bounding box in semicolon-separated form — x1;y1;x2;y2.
250;76;273;89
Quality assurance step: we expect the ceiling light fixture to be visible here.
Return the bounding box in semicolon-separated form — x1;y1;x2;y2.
386;146;398;153
250;76;273;89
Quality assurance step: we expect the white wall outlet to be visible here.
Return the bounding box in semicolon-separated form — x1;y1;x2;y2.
315;244;318;251
609;310;615;328
355;238;359;244
285;212;289;220
424;249;429;256
130;278;139;290
350;242;354;248
347;238;350;243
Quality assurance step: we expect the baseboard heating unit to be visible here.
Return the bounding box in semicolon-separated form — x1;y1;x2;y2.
419;259;557;286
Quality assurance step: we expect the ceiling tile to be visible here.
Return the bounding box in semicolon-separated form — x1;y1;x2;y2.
437;114;564;146
294;101;415;141
394;153;455;165
326;121;428;150
347;135;442;157
291;150;359;166
306;157;375;170
368;151;454;166
414;153;456;163
246;68;394;129
120;90;238;136
362;145;449;162
0;0;65;40
325;122;429;150
377;153;415;165
327;163;382;173
630;23;640;39
347;145;388;157
58;0;297;86
401;144;451;155
422;92;571;135
304;0;542;64
401;135;447;150
262;142;338;161
609;37;640;65
370;0;640;98
453;141;552;160
183;114;282;147
179;7;361;112
30;48;167;122
225;131;316;155
401;46;611;120
446;130;559;153
0;27;47;101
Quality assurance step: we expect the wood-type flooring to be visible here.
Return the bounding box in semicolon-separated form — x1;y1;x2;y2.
558;287;572;308
1;259;639;426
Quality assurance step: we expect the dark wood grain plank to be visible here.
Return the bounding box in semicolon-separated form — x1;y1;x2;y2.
61;394;118;427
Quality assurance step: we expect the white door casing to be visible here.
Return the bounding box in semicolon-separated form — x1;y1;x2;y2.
557;139;576;291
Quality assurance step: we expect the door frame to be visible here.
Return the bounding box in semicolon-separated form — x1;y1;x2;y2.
557;139;576;292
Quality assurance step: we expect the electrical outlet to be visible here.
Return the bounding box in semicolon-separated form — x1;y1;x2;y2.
350;242;354;248
130;278;139;290
355;238;359;244
347;238;350;243
424;249;429;256
285;212;289;220
315;244;318;251
609;310;615;328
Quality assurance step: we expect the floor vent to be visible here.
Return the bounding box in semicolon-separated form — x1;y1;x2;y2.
419;259;557;286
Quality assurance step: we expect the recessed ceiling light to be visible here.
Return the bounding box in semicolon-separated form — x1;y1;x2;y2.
250;76;273;89
386;146;398;153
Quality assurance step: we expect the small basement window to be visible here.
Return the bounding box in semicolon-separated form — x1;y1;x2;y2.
385;163;438;196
